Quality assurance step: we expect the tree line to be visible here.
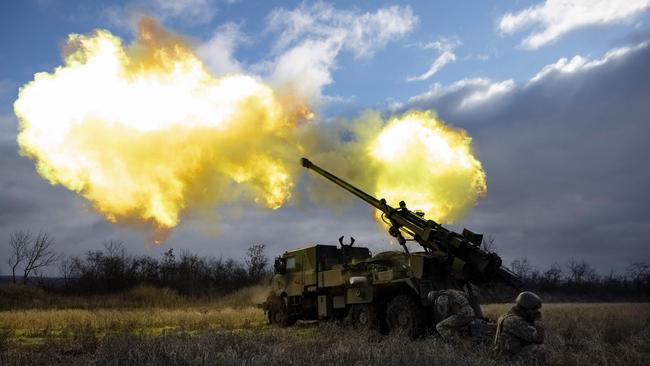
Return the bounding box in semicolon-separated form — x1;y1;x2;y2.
7;230;270;297
5;230;650;300
506;256;650;301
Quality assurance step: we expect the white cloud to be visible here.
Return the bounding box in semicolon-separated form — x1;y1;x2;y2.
265;2;417;104
197;23;246;75
407;37;460;82
499;0;650;49
457;79;515;109
321;94;356;105
529;55;588;84
408;78;515;111
268;3;415;58
529;40;650;83
407;51;456;82
416;37;460;52
100;2;414;106
269;39;341;104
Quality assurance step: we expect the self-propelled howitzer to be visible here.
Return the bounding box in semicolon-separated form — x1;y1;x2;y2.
300;157;520;287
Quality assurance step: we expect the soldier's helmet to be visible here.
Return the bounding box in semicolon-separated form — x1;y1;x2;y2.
515;291;542;310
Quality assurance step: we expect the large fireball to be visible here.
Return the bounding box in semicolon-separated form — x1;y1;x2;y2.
14;18;303;237
369;111;486;224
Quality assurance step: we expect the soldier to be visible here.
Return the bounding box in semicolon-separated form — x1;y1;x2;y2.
494;291;546;365
428;289;476;341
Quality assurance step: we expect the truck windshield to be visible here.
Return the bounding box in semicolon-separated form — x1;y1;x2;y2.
286;257;296;271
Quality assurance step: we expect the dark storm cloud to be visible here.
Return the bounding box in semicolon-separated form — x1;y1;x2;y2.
400;40;650;272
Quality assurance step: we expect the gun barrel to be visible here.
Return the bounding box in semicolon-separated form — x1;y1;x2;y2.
301;158;388;212
301;157;521;288
498;266;522;288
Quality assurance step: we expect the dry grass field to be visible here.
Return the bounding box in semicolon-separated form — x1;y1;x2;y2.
0;286;648;365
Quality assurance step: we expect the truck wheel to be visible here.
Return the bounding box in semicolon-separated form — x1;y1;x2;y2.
347;304;379;330
386;295;426;338
268;302;296;327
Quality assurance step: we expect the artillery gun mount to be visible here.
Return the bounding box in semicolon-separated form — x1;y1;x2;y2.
260;158;520;337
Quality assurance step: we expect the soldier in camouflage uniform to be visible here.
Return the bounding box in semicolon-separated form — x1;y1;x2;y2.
429;289;476;341
494;291;546;365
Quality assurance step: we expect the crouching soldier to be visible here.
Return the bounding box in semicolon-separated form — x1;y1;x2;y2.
428;289;476;341
494;291;546;365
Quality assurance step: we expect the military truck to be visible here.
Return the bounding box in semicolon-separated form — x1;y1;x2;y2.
261;158;520;337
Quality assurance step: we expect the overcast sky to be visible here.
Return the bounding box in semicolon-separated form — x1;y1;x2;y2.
1;0;649;275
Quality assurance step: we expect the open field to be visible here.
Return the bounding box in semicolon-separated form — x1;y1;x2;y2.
0;287;648;365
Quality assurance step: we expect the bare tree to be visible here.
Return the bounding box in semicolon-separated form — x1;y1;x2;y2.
104;240;127;259
22;232;58;284
8;231;31;283
481;235;498;253
58;257;76;289
542;263;563;285
245;244;268;282
511;257;533;280
565;258;598;284
627;262;650;288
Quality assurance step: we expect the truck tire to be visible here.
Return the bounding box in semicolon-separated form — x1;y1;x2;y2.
268;301;296;327
386;295;426;338
346;304;380;331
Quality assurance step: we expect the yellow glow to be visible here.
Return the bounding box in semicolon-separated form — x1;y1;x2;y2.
14;18;304;236
368;111;486;224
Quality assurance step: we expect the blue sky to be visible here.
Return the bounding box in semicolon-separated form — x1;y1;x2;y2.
1;0;650;274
